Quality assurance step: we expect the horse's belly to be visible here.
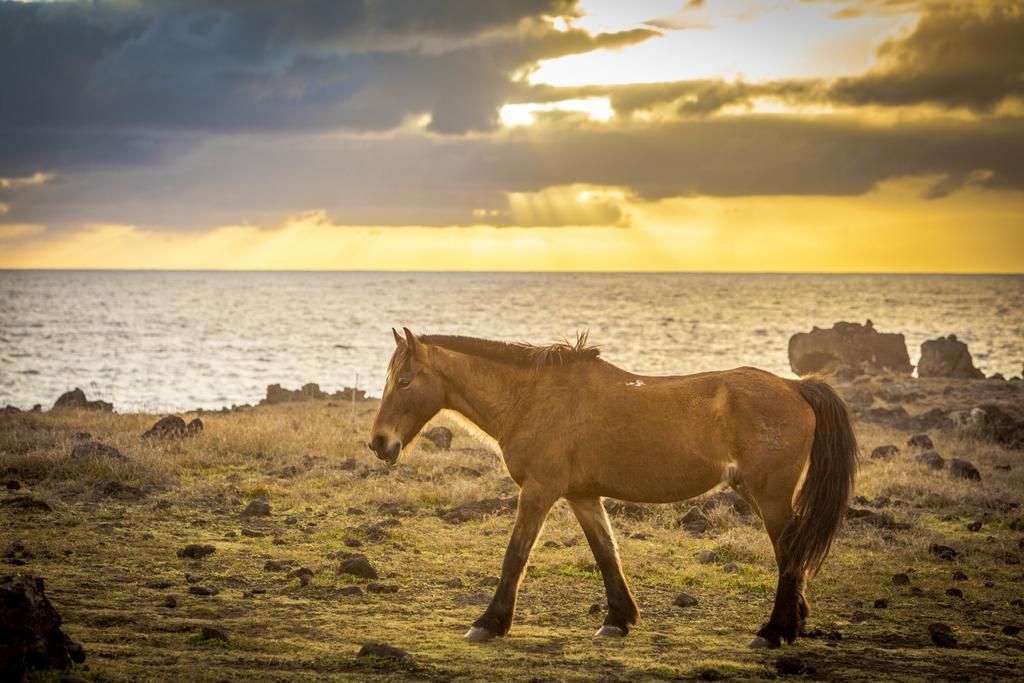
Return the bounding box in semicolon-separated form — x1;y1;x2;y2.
568;446;725;504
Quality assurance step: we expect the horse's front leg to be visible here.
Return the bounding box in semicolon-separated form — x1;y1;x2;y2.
464;484;558;642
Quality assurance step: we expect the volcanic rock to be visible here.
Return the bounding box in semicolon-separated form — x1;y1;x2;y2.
788;320;911;377
357;641;410;664
143;415;204;439
673;593;699;607
871;445;900;460
907;434;934;450
261;383;366;405
928;622;957;648
241;500;271;517
177;544;215;560
423;426;453;450
337;555;379;580
0;574;85;678
949;458;981;481
440;497;517;524
702;489;752;517
52;387;113;412
198;626;228;642
0;496;51;512
915;451;945;470
918;335;984;379
70;441;126;461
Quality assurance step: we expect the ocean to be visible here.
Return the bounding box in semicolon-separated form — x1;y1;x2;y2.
1;271;1021;412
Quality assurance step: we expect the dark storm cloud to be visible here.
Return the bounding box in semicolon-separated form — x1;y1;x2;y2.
10;114;1022;230
832;3;1024;111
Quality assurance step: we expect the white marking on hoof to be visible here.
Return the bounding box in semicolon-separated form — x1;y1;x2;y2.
595;625;626;638
464;626;496;643
747;635;778;649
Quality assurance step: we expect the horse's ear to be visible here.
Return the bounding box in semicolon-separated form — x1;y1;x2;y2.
392;327;404;347
402;327;422;359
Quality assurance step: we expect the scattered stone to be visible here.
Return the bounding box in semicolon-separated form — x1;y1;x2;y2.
946;588;963;598
915;451;945;470
775;654;807;676
850;610;872;623
588;602;601;614
871;445;900;460
918;335;984;379
292;567;314;586
337;555;379;580
892;573;911;586
702;489;752;517
699;667;723;681
4;480;21;490
788;320;911;376
423;426;453;450
95;480;144;500
440;497;517;524
673;593;699;607
846;507;910;530
70;441;125;461
603;499;650;520
188;585;218;596
357;641;410;664
962;405;1024;450
679;507;711;535
949;458;981;481
143;415;204;439
284;515;298;525
198;626;228;642
874;598;888;608
722;563;738;573
144;580;173;589
1003;625;1021;636
907;434;934;450
338;585;364;596
995;464;1012;472
241;529;267;538
2;540;32;565
928;622;957;648
163;596;177;608
697;550;719;564
264;560;289;572
929;544;958;561
952;570;968;581
367;582;399;594
241;500;271;517
442;577;464;588
0;574;86;678
52;387;113;412
176;544;215;560
0;496;51;512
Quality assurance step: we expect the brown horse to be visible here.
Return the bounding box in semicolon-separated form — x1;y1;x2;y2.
369;328;857;648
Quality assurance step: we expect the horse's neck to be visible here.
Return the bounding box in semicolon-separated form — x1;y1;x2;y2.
432;350;526;443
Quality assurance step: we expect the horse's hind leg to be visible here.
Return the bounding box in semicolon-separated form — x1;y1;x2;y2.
568;497;639;637
749;497;806;649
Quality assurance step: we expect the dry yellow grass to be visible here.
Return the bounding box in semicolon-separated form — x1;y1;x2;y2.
2;381;1023;681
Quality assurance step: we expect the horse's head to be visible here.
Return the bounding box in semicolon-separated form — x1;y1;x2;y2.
368;327;445;465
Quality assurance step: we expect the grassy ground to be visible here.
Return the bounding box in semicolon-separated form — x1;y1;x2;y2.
2;377;1023;681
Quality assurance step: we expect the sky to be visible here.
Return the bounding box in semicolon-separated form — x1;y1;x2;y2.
0;0;1021;272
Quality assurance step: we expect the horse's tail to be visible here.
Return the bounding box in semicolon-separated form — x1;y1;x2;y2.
782;376;858;577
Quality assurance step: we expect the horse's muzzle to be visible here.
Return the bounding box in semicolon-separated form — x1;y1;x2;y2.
368;435;401;465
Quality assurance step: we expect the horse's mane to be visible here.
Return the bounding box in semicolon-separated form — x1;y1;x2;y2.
420;331;600;367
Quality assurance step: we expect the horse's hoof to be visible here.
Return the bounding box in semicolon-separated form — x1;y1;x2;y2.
464;626;497;643
747;635;779;649
594;625;626;638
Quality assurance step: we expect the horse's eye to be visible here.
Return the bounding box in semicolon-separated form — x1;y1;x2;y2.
397;377;412;389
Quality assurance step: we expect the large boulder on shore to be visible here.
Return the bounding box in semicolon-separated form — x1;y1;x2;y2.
917;335;984;379
260;383;366;405
0;574;85;679
51;388;113;412
788;320;912;377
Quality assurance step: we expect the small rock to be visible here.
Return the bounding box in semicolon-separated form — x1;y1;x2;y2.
241;528;267;538
874;598;888;608
337;555;379;579
338;585;364;596
144;580;173;589
588;602;602;614
775;654;806;675
241;500;271;517
946;587;963;598
441;577;464;588
291;567;314;586
949;458;981;481
188;585;218;596
673;593;699;607
679;507;711;535
284;515;298;525
198;626;228;642
699;668;723;681
928;622;957;648
892;573;910;586
722;563;738;573
907;434;934;450
871;445;900;460
952;570;968;581
70;441;125;461
95;480;144;500
176;544;215;560
52;387;113;411
929;544;958;561
4;479;21;490
264;560;289;572
357;641;410;664
697;550;719;564
163;596;177;608
423;426;453;450
915;451;945;470
142;416;187;439
0;495;52;511
1003;625;1021;636
367;582;399;594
